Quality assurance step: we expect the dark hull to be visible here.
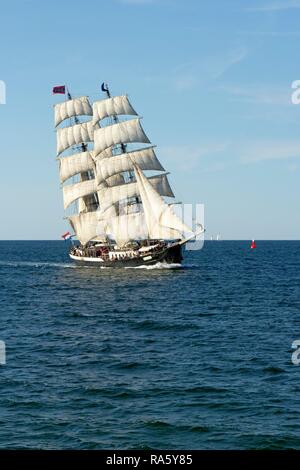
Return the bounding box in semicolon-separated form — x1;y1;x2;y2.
70;243;183;268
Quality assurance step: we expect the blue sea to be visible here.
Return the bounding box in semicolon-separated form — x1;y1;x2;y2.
0;240;300;449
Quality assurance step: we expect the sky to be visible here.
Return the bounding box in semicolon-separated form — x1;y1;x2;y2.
0;0;300;240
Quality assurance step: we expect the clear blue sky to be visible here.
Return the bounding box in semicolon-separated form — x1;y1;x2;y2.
0;0;300;239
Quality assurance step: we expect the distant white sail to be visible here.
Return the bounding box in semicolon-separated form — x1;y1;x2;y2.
98;173;174;212
69;211;107;245
63;179;97;209
95;147;164;184
57;121;95;155
93;118;150;157
54;96;92;127
92;95;137;124
58;151;95;183
133;163;192;238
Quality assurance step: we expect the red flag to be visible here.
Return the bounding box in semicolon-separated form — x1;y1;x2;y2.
61;231;71;240
53;85;65;94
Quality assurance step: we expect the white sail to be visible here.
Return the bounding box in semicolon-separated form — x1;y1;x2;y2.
58;151;95;183
108;212;149;246
149;224;180;240
92;95;137;124
78;197;88;214
93;118;150;157
107;173;125;187
68;211;107;245
63;179;97;209
57;121;95;155
98;173;174;212
94;147;113;160
95;147;164;184
108;211;181;245
54;96;92;127
133;163;193;239
97;204;118;221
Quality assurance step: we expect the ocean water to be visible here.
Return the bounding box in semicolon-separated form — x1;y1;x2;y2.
0;240;300;450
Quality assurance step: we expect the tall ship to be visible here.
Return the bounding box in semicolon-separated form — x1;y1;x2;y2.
53;83;203;267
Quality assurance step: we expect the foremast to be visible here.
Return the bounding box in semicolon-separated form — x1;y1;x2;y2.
66;88;98;215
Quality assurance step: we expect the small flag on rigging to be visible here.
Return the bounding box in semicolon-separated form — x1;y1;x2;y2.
250;240;256;249
101;82;109;93
61;231;72;241
53;85;66;94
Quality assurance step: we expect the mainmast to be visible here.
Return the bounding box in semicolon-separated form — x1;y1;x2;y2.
101;82;138;210
91;84;177;246
54;85;102;244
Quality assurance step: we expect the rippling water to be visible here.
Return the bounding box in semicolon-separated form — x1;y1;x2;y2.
0;240;300;449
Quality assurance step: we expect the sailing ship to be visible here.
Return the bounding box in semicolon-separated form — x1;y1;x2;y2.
54;83;204;267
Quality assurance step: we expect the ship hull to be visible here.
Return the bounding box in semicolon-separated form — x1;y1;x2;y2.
69;243;183;267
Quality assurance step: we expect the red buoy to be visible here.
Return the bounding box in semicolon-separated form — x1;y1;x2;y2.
250;240;256;249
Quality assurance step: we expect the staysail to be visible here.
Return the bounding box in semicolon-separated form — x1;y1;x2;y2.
133;163;193;240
